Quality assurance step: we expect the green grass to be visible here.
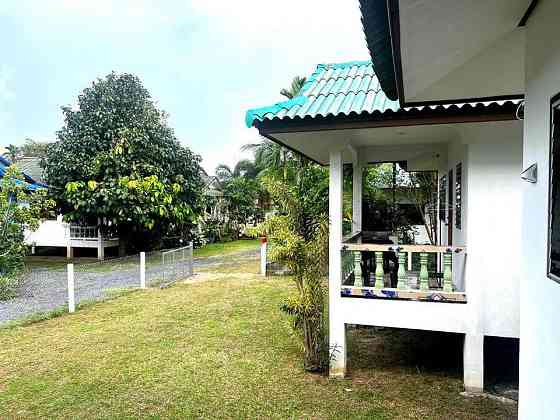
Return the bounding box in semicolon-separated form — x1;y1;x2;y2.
0;256;516;419
193;239;259;258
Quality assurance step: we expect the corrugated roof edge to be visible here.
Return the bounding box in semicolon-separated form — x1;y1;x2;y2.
245;60;373;128
251;99;522;125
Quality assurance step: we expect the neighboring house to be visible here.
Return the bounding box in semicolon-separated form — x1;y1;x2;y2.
14;156;46;185
0;155;45;191
201;171;225;220
1;155;118;259
246;2;559;417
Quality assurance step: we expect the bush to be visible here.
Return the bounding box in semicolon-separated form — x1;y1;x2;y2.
0;272;22;301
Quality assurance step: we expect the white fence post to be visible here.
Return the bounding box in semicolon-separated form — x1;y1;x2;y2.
140;252;146;289
67;263;75;313
189;242;194;276
260;237;267;276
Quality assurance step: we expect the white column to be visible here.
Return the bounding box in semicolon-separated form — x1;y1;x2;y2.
140;252;146;289
463;334;484;393
352;160;362;233
67;263;75;313
329;149;346;378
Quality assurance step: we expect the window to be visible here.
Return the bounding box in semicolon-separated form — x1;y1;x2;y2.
455;163;462;230
439;175;447;222
548;96;560;282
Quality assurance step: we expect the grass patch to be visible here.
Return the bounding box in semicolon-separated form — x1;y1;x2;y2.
0;254;516;419
193;239;259;258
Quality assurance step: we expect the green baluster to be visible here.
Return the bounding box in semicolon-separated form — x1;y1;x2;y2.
354;251;362;287
374;251;384;289
442;252;453;292
397;252;408;290
419;252;429;291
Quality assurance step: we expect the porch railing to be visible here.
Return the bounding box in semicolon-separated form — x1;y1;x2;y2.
341;232;466;302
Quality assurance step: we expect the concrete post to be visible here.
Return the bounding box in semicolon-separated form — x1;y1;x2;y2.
67;263;75;313
260;237;267;276
329;149;346;378
463;334;484;393
140;252;146;289
66;245;74;259
352;160;362;233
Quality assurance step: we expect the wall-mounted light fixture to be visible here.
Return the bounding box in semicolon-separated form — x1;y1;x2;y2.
521;163;538;183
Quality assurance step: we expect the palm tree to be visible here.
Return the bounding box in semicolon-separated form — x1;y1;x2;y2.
3;144;20;163
215;160;258;183
280;76;306;99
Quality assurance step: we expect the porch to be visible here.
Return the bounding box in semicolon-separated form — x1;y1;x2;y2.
246;60;523;395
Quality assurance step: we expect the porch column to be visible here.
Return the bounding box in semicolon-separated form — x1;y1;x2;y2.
352;160;362;233
329;149;346;377
463;334;484;393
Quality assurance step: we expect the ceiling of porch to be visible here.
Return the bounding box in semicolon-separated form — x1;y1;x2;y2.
274;123;460;165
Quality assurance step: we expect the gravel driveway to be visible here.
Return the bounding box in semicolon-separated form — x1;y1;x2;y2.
0;249;258;325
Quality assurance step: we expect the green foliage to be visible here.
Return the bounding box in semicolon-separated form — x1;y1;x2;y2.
20;138;50;158
213;160;263;239
280;75;306;99
252;164;329;372
0;166;54;299
2;144;20;163
43;72;203;249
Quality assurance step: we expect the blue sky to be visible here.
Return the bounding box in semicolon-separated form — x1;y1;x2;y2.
0;0;368;174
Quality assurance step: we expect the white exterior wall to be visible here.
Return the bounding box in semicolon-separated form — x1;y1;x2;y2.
461;123;522;339
520;1;560;418
24;218;69;247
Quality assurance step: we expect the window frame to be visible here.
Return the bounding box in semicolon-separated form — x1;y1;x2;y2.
547;93;560;283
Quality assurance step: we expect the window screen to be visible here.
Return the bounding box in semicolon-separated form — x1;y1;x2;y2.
439;175;447;222
548;101;560;282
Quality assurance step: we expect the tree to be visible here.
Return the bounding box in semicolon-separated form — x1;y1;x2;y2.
215;159;258;183
214;160;262;237
43;72;203;251
243;76;307;181
252;164;329;371
280;76;306;99
0;166;54;299
397;171;438;245
20;138;50;158
3;144;20;163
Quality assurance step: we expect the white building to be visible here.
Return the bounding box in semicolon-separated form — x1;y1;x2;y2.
246;1;559;417
25;215;119;260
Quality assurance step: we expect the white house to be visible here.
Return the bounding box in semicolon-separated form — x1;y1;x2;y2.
246;1;560;418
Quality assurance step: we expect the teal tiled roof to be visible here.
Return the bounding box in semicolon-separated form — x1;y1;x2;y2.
245;60;400;127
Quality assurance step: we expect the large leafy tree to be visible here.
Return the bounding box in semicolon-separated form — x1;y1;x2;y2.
43;72;203;250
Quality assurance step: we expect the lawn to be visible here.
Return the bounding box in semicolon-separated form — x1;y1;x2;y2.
0;255;515;419
193;238;259;258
